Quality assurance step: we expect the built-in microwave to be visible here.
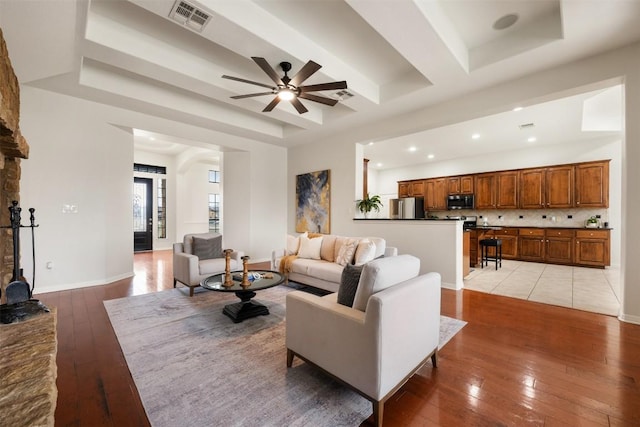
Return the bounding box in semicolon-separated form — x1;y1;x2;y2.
447;194;474;210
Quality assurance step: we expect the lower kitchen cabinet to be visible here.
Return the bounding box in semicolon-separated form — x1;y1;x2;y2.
518;228;545;262
575;229;610;267
545;229;575;264
492;228;518;259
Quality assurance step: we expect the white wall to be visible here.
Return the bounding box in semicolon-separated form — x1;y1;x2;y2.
20;87;133;292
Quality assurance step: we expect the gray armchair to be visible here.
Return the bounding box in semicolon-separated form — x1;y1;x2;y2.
173;233;243;296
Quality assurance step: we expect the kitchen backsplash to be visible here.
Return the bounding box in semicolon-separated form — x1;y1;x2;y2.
428;208;610;228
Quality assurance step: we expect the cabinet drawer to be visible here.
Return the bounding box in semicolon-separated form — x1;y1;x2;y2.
546;229;575;238
519;228;545;237
494;228;518;236
576;230;609;239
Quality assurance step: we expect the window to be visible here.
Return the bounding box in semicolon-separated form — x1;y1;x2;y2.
134;163;166;174
157;178;166;238
209;170;220;183
209;193;220;232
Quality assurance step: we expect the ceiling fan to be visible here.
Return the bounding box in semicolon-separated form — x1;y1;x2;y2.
222;57;348;114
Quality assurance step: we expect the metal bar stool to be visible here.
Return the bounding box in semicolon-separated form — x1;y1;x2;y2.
480;238;502;270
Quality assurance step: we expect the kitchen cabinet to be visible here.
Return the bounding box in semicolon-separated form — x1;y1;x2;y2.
425;178;447;210
518;228;545;261
545;229;575;264
492;228;518;259
448;175;474;194
519;166;573;209
463;231;470;277
398;180;424;198
475;172;517;209
575;229;610;267
575;161;609;208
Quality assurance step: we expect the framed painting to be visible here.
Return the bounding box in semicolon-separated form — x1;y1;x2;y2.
296;169;330;234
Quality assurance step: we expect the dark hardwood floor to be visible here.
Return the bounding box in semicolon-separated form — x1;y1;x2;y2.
37;250;640;426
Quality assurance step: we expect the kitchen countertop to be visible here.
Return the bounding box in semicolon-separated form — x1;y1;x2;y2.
353;218;613;230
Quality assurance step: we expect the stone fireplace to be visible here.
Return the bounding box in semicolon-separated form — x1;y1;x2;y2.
0;28;30;302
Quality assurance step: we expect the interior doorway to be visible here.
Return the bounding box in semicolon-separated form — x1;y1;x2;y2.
133;177;153;252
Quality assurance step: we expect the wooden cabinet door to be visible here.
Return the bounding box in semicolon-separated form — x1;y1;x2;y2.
475;173;496;209
575;161;609;208
496;171;518;209
460;175;474;194
411;180;425;198
518;229;545;261
545;229;575;264
448;177;461;194
546;165;573;208
424;179;435;208
398;182;409;198
519;168;545;209
433;178;447;209
493;229;518;259
575;230;610;266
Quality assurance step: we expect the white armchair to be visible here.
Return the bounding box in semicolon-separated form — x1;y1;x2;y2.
286;255;441;427
172;233;243;296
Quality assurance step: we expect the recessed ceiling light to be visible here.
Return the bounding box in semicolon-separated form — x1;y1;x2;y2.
409;146;417;152
368;142;374;146
513;107;523;112
493;13;519;30
149;137;155;141
376;162;383;167
472;133;480;140
427;154;435;159
527;137;537;142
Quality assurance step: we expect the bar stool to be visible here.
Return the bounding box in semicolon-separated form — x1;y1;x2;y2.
480;238;502;270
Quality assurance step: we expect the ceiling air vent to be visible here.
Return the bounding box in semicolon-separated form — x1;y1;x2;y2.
332;90;354;101
518;122;535;130
169;0;212;32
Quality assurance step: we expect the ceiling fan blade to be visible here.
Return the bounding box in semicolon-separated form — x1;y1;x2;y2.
299;81;347;92
298;93;339;106
262;96;281;112
252;57;284;86
290;97;309;114
231;92;274;99
222;75;275;90
290;60;322;87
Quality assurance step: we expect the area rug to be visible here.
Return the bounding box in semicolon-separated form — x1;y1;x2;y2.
104;286;466;427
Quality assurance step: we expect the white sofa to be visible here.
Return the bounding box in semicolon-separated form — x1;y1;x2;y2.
173;233;243;296
271;234;398;293
286;254;441;427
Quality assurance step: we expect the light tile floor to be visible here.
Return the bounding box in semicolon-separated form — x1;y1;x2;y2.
464;260;621;316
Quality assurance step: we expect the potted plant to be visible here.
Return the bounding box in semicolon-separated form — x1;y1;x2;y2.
356;194;383;218
586;216;599;228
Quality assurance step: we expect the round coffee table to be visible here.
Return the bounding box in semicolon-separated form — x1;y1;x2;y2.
201;270;285;323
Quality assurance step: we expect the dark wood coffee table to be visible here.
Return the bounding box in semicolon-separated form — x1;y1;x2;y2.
200;270;285;323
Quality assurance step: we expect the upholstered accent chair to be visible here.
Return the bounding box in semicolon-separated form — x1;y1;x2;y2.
286;255;441;427
172;233;243;296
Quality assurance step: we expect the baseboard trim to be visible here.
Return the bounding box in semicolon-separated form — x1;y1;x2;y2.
618;313;640;325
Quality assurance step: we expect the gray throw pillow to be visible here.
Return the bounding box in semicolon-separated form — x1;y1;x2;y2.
337;264;364;307
192;235;223;260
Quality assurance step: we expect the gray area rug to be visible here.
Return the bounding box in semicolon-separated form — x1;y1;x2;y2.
104;285;466;427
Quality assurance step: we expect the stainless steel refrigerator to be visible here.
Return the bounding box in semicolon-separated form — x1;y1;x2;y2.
389;197;425;219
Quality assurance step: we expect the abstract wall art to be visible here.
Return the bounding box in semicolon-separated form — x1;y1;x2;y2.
295;169;330;234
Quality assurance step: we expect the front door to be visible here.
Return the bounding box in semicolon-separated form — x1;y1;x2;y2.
133;177;153;252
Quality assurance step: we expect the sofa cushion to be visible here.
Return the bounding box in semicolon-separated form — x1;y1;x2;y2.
336;238;358;266
192;235;222;260
289;258;314;275
320;235;337;262
287;233;303;255
298;234;323;259
368;237;387;258
199;258;235;275
305;261;344;283
354;239;376;265
337;264;363;307
352;255;421;312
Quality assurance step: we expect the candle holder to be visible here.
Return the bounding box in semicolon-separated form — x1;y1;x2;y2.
223;249;233;275
241;255;251;288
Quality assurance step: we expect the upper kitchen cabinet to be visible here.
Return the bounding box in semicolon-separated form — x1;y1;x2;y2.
448;175;474;194
425;178;447;210
475;171;517;209
398;180;425;198
575;161;610;208
519;165;573;209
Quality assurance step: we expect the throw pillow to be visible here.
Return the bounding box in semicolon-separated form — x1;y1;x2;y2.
297;234;323;259
335;238;358;266
192;235;223;260
353;239;377;265
286;232;307;255
320;234;337;262
337;264;363;307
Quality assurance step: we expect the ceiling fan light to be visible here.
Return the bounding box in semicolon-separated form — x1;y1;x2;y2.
278;89;295;101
